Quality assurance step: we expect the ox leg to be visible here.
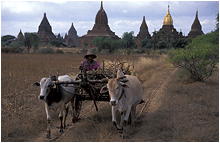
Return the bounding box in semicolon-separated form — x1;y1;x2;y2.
112;106;117;127
123;106;131;126
122;107;132;139
112;106;123;131
131;107;136;126
117;112;124;133
45;104;51;138
63;104;69;129
59;105;65;133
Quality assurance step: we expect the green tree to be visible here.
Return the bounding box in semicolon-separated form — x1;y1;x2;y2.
170;38;192;49
141;38;152;49
1;35;16;47
24;33;40;53
169;44;218;82
9;41;24;53
1;35;15;42
92;36;115;53
158;41;168;49
168;31;219;82
49;39;61;47
121;31;136;49
152;30;162;52
83;42;88;48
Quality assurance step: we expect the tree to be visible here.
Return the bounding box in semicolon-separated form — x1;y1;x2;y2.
1;35;15;42
92;36;115;53
9;41;24;53
151;30;162;52
158;41;168;49
171;38;192;49
24;33;40;53
141;38;152;49
168;31;219;82
83;42;88;48
121;31;136;49
169;44;218;82
1;35;16;47
49;39;61;47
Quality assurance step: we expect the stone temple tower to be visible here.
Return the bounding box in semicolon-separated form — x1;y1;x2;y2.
79;1;120;47
37;13;56;46
136;16;151;47
67;23;78;46
187;10;204;39
156;5;183;42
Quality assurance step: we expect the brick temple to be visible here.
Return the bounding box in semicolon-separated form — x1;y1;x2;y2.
17;2;205;47
187;10;204;39
78;1;120;47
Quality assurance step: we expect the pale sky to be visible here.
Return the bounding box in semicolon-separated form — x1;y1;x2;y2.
1;1;219;38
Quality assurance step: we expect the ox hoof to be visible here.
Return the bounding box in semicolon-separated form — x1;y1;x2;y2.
59;129;64;133
123;120;128;126
112;121;117;127
117;129;123;133
122;135;129;139
120;134;129;139
46;134;51;138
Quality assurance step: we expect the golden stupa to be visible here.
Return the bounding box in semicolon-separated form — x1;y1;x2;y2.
163;5;173;25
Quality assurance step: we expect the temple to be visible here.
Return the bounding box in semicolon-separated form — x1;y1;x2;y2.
78;1;120;47
30;2;205;48
37;13;56;46
16;29;24;41
156;5;183;42
187;10;204;39
66;23;79;46
136;16;151;47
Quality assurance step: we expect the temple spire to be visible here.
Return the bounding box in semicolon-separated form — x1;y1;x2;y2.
100;1;103;10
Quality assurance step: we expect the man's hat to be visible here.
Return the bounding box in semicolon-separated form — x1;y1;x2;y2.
84;51;97;59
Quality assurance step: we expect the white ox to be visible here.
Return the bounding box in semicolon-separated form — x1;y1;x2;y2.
100;70;143;138
33;75;75;138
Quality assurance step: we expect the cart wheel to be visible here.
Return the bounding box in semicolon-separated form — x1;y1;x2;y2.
71;93;82;123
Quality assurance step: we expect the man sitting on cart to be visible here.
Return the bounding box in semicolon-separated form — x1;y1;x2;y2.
79;51;101;71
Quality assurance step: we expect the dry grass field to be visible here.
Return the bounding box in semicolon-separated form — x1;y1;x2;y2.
1;53;219;141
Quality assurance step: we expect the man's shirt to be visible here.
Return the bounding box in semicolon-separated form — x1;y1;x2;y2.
81;60;101;71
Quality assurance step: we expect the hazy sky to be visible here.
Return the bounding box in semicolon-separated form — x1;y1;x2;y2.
1;1;219;38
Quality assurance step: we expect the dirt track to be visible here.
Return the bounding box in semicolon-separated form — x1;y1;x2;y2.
29;63;219;141
29;64;181;142
29;63;219;142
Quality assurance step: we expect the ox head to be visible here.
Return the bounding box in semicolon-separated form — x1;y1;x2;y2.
33;75;57;101
100;75;130;106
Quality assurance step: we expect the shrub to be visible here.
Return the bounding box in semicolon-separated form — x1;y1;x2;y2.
81;48;88;54
56;49;64;54
168;44;219;82
39;47;55;54
1;47;17;53
158;41;168;49
10;41;24;53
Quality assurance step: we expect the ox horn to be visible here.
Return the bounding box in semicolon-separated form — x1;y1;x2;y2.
116;76;126;81
117;76;129;83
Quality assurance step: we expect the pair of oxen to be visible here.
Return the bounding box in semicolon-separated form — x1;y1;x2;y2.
33;70;143;139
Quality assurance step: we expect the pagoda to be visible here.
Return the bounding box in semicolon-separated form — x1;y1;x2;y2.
136;16;151;48
156;5;183;42
187;10;204;39
16;29;24;41
67;23;78;46
79;1;120;47
37;13;56;46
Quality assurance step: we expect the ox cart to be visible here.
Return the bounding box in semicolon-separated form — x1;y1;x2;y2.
53;60;131;122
